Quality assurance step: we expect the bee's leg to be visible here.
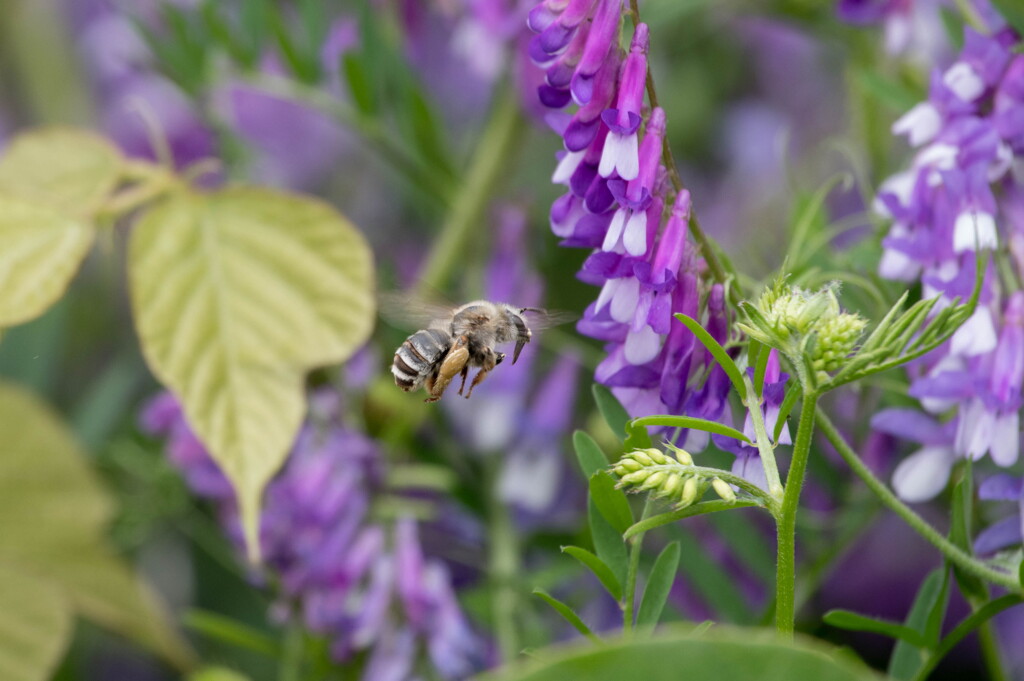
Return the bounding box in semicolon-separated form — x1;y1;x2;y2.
426;337;469;403
456;364;470;396
464;350;502;399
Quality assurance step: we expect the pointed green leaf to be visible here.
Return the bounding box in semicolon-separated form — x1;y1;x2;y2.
129;188;375;560
342;53;376;115
949;465;986;602
623;500;761;541
629;415;750;443
636;541;681;629
0;195;94;327
188;667;254;681
888;569;944;680
0;564;71;681
573;430;609;479
562;546;622;601
592;383;632;437
0;381;194;669
822;610;927;647
590;471;634;535
0;128;122;216
674;314;746;400
478;625;878;681
589;499;628;587
532;589;601;643
183;610;281;658
773;389;800;444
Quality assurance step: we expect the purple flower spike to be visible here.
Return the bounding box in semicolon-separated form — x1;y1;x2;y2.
598;23;649;180
570;0;621;105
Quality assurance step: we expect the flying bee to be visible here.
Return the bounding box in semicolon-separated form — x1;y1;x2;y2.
389;299;569;402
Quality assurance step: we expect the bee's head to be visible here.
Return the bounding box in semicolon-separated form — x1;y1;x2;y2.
509;307;535;364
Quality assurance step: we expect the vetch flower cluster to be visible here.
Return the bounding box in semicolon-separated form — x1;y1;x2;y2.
141;393;483;680
527;1;731;433
872;23;1024;501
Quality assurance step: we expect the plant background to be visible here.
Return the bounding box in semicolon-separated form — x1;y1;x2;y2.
0;0;1021;680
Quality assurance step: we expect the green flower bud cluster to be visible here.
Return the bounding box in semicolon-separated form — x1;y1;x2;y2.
739;278;866;382
612;446;736;509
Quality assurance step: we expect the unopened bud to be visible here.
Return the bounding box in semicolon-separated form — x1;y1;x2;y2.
621;470;650;486
630;451;654;466
659;473;683;498
617;458;643;473
640;471;666;491
614;464;631;477
711;478;736;503
664;442;693;465
644;448;669;464
679;477;698;507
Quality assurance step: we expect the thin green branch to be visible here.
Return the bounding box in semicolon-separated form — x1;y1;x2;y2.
817;410;1021;593
623;498;653;634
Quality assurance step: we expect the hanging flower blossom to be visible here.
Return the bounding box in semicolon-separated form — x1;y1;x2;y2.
527;4;730;433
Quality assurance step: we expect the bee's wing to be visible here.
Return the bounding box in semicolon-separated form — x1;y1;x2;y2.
521;307;579;331
378;291;452;331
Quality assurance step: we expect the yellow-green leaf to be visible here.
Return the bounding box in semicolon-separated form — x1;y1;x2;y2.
0;128;122;216
0;380;195;670
0;194;94;327
129;187;375;560
0;564;71;681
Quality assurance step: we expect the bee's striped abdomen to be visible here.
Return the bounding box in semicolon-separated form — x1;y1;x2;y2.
392;328;451;391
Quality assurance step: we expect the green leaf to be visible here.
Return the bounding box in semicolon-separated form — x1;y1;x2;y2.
187;667;254;681
0;128;122;216
0;195;94;327
342;53;377;115
773;389;800;445
183;610;281;658
589;499;629;587
990;0;1024;36
785;174;849;270
0;563;71;681
938;7;965;49
629;415;750;443
852;68;921;113
0;381;194;669
823;610;927;647
589;471;634;535
888;569;944;680
573;430;610;479
128;188;375;560
592;383;632;437
674;314;746;401
562;546;623;601
479;625;878;681
636;541;681;629
532;589;601;643
949;465;986;602
623;500;761;540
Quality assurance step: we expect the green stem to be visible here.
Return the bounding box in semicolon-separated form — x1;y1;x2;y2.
744;377;785;502
775;391;818;636
623;498;653;634
817;410;1021;592
977;618;1008;681
278;621;303;681
488;473;520;663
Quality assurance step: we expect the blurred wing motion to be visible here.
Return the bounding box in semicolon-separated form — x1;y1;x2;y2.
520;307;578;331
377;290;453;330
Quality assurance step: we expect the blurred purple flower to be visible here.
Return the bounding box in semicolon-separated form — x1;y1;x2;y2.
975;474;1024;554
872;25;1024;501
141;391;485;679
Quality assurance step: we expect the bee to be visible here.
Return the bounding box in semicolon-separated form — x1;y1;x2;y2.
390;300;557;402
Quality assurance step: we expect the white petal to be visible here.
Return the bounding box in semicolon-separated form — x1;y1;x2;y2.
875;171;917;215
915;143;959;172
951;307;998;356
598;132;639;179
943;62;985;102
602;209;628;251
623;325;662;364
622;210;648;256
955;398;994;460
879;247;921;281
989;412;1020;467
892;102;941;146
595;278;618;313
552;149;586;184
953;211;998;252
892;446;956;502
610;277;640;323
989;143;1014;182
